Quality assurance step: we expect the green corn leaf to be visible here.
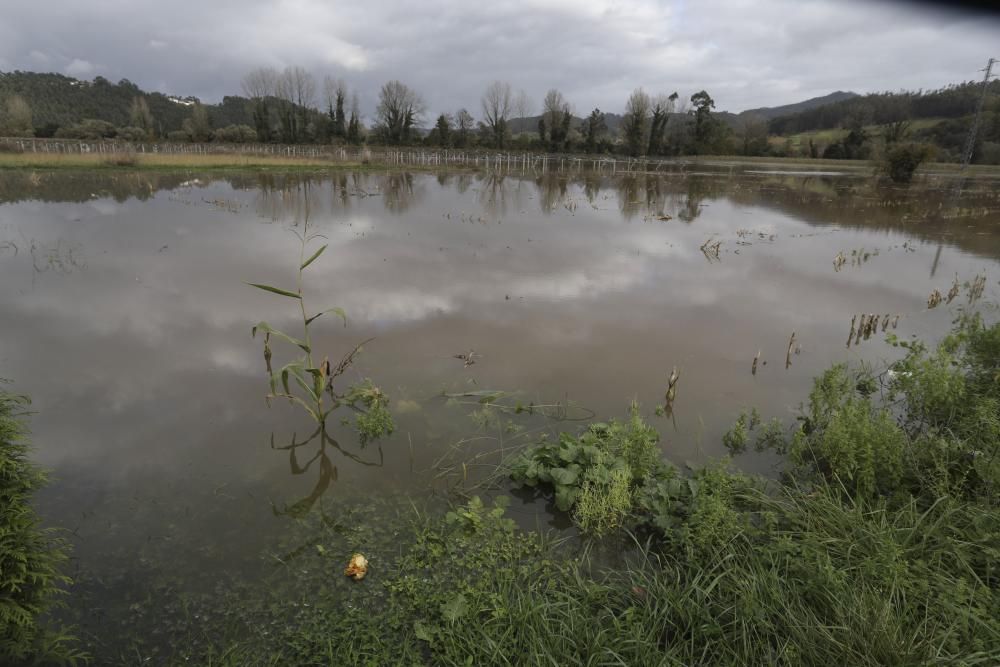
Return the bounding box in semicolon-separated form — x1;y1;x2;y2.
300;244;328;270
246;282;301;299
305;307;348;327
251;322;310;353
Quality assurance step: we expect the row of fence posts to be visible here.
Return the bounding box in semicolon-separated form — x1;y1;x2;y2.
2;137;688;175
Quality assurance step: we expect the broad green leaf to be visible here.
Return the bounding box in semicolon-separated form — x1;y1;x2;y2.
305;307;348;327
300;244;328;270
246;282;301;299
251;322;310;353
554;485;580;512
549;466;579;487
413;621;434;643
441;594;469;623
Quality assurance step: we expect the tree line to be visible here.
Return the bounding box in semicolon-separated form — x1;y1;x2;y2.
2;68;999;163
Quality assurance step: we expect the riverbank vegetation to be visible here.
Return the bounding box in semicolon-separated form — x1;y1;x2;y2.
0;389;85;665
128;314;1000;665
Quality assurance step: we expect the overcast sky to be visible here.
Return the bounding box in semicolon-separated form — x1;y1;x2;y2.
1;0;997;118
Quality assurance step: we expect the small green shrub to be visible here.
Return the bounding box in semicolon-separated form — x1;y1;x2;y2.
882;142;934;184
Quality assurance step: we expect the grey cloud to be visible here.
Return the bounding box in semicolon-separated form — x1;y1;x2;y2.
0;0;997;118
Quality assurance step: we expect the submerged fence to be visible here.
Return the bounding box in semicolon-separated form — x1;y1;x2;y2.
0;137;728;175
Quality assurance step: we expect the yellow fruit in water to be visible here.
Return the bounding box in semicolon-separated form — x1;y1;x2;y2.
344;553;368;580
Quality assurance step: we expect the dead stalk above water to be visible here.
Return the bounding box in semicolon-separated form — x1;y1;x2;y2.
664;366;680;412
785;332;796;369
927;289;943;309
947;274;960;304
752;350;760;376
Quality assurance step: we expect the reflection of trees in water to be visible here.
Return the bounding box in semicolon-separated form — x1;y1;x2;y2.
454;173;474;195
677;177;721;222
477;172;514;220
581;172;606;205
534;173;569;214
616;175;676;221
379;172;423;213
0;170;186;204
254;176;322;224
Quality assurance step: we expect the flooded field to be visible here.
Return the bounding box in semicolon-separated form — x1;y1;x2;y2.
1;167;999;658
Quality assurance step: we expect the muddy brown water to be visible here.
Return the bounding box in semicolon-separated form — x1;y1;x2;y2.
1;167;999;655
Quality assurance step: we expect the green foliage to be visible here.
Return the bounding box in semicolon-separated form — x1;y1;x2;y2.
882;141;934;183
347;380;395;446
0;390;84;665
510;401;661;533
212;124;258;143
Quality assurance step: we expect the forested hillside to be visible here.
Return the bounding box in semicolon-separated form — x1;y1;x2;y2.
767;80;1000;162
0;71;253;137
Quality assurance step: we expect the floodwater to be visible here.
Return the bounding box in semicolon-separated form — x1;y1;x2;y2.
1;166;999;656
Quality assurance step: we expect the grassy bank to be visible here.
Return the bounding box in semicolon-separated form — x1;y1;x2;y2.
3;149;1000;178
129;315;1000;666
0;152;371;172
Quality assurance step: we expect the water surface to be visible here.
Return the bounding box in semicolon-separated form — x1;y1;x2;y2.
1;167;998;655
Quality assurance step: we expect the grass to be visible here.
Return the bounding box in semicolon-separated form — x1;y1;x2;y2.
4;147;1000;178
780;118;948;153
0;152;370;171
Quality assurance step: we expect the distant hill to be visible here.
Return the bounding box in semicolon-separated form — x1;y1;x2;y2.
509;92;860;137
738;91;859;121
0;71;252;135
767;80;1000;135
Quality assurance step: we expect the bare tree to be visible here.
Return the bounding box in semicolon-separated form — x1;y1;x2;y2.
375;80;425;144
241;67;277;100
242;67;277;142
514;89;533;133
285;66;316;110
481;80;513;148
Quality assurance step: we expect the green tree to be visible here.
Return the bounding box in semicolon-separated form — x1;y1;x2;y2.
647;92;677;155
622;88;650;156
690;90;716;153
181;103;213;142
375;80;424;144
582;108;607;153
433;113;452;147
346;94;362;145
